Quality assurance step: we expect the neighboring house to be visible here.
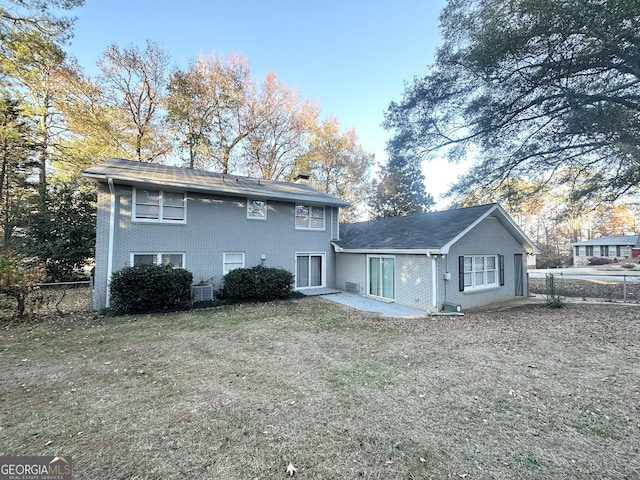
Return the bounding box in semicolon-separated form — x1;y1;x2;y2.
82;158;348;310
82;159;538;313
572;235;640;266
333;204;539;312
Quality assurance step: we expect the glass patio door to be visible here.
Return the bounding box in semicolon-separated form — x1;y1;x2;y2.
296;254;323;288
369;256;394;300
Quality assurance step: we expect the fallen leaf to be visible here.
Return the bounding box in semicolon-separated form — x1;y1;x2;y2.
286;463;297;476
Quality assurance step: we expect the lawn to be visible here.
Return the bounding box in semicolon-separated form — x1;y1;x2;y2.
1;297;639;479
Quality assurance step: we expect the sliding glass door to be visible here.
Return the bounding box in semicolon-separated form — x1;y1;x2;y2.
296;253;324;288
369;256;395;300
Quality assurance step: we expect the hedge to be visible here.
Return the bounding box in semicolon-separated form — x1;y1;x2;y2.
224;265;294;301
109;264;193;313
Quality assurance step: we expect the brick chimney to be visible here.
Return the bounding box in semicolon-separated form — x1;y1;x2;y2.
292;173;311;185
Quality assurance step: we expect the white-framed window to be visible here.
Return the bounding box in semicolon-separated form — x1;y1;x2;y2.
462;255;498;290
247;199;267;220
131;252;184;268
133;188;186;223
296;252;325;288
295;205;325;230
223;252;245;275
368;255;395;300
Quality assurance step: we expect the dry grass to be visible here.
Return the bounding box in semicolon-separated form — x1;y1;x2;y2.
1;297;639;479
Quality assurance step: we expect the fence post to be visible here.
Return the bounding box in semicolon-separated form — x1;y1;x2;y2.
623;275;627;303
546;273;554;300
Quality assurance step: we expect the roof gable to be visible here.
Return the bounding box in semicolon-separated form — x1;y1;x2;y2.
335;204;538;254
82;158;349;208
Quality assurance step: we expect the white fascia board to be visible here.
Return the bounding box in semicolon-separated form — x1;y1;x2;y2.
331;243;442;256
439;204;540;255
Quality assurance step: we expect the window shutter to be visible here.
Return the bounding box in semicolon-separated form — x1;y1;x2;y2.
458;256;465;292
499;255;505;286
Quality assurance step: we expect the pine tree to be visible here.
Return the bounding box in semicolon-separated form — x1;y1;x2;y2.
370;154;434;219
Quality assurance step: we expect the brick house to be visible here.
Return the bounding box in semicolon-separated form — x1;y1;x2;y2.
83;160;538;313
333;203;539;311
572;236;640;266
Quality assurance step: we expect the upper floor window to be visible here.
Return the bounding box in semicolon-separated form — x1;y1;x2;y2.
133;188;186;223
247;199;267;220
295;205;325;230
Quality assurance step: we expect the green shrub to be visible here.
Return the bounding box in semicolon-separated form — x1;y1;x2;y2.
110;265;193;313
224;265;294;301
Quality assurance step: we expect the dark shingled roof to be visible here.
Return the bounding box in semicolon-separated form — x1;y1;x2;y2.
335;203;537;253
82;158;350;208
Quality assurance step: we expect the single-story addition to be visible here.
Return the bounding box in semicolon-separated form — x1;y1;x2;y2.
82;159;539;313
333;203;539;312
572;235;640;266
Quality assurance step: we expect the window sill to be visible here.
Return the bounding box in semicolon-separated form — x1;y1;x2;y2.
463;285;500;295
132;219;186;225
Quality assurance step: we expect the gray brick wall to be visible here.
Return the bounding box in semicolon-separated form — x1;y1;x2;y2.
442;216;528;310
335;216;530;312
92;184;338;309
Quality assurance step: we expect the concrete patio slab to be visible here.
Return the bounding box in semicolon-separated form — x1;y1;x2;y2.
318;291;429;318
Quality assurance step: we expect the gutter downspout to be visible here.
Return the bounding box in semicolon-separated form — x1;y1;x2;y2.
432;256;437;310
106;177;115;307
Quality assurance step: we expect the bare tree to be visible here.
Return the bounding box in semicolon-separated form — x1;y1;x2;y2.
97;40;171;162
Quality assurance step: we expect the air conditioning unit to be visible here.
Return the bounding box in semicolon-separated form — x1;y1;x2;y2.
191;284;214;302
345;281;360;293
442;302;462;313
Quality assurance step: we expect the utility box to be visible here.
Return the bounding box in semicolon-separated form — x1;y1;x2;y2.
442;302;462;313
191;284;214;302
443;272;452;281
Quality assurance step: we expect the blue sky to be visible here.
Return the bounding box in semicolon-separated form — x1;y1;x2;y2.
66;0;464;204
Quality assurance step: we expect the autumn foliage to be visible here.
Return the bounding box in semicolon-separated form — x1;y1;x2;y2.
0;252;46;317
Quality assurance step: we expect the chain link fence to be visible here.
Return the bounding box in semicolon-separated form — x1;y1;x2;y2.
530;273;640;303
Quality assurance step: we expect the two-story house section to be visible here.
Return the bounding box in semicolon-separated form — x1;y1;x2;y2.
82;158;350;310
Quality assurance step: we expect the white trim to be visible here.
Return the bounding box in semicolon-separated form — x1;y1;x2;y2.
440;204;539;255
366;254;395;301
294;252;326;289
223;251;246;275
332;243;441;256
462;254;499;291
132;188;187;224
247;199;267;220
130;252;186;268
295;205;326;231
106;178;116;307
431;256;437;308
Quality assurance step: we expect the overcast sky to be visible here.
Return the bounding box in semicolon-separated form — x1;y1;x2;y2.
66;0;465;205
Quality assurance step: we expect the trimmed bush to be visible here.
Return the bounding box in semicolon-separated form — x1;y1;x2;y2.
588;257;612;266
224;265;294;301
110;265;193;313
